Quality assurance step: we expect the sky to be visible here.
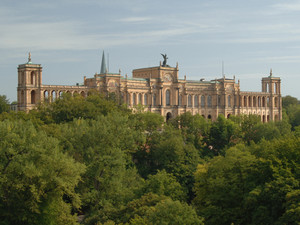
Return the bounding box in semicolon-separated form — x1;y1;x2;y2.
1;0;300;102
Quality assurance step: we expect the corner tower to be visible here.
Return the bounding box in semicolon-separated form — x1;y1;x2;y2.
17;53;43;111
261;69;282;120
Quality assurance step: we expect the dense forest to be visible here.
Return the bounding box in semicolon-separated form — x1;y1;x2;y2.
0;93;299;225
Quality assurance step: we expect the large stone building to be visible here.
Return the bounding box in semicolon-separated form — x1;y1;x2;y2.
17;53;282;122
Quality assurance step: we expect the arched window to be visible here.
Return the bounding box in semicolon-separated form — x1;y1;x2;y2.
166;90;170;106
194;95;198;107
153;94;156;106
274;97;278;107
207;95;212;107
44;91;49;102
218;95;221;106
244;96;247;107
267;97;270;107
201;95;205;107
31;90;35;104
258;97;261;107
133;93;136;105
179;95;182;106
21;90;24;104
228;95;231;107
59;91;63;99
144;94;147;105
248;96;252;107
208;114;212;119
253;96;257;107
127;93;130;105
30;71;35;85
274;83;277;93
266;83;269;93
188;95;192;107
81;91;85;97
138;93;142;104
262;97;266;107
51;91;56;102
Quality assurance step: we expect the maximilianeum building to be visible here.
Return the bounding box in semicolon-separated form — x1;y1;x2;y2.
17;53;282;122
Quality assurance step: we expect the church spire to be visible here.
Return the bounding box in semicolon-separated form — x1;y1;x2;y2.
100;51;107;74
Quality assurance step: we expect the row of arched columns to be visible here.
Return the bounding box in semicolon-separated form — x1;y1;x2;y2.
240;95;280;108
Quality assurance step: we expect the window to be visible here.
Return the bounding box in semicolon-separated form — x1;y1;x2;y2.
179;95;182;106
44;91;49;102
138;93;142;104
201;95;205;107
218;95;221;106
166;90;170;106
188;95;192;107
207;95;212;107
275;97;278;107
144;94;147;105
30;71;35;85
228;95;231;107
127;93;130;104
31;90;35;104
194;95;198;107
133;93;136;105
51;91;56;102
153;94;156;106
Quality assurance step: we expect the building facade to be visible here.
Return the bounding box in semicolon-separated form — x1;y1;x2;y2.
17;53;282;122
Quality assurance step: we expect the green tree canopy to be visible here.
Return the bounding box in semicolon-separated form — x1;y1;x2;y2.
0;120;85;225
0;95;10;114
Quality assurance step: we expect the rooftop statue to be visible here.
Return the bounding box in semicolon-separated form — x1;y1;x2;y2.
161;53;168;67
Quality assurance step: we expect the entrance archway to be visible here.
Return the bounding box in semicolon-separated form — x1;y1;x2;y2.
166;112;172;121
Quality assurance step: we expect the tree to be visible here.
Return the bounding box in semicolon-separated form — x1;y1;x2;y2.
193;137;300;225
169;112;211;156
209;114;241;154
143;170;186;201
0;95;10;114
282;95;299;108
144;198;204;225
57;114;144;224
121;193;204;225
135;125;202;201
0;120;85;225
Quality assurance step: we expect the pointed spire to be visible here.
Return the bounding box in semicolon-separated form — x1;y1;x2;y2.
100;51;107;74
270;68;273;77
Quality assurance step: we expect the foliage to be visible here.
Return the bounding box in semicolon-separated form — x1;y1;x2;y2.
1;92;299;224
36;93;129;124
0;95;10;114
0;120;85;225
208;114;241;154
143;170;186;201
122;193;204;225
193;136;300;225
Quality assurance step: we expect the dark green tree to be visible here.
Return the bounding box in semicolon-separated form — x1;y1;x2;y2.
209;114;241;154
0;120;85;225
0;95;10;114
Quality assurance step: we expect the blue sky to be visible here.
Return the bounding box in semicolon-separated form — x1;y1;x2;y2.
1;0;300;102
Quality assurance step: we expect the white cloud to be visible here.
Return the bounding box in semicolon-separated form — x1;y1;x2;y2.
273;2;300;11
